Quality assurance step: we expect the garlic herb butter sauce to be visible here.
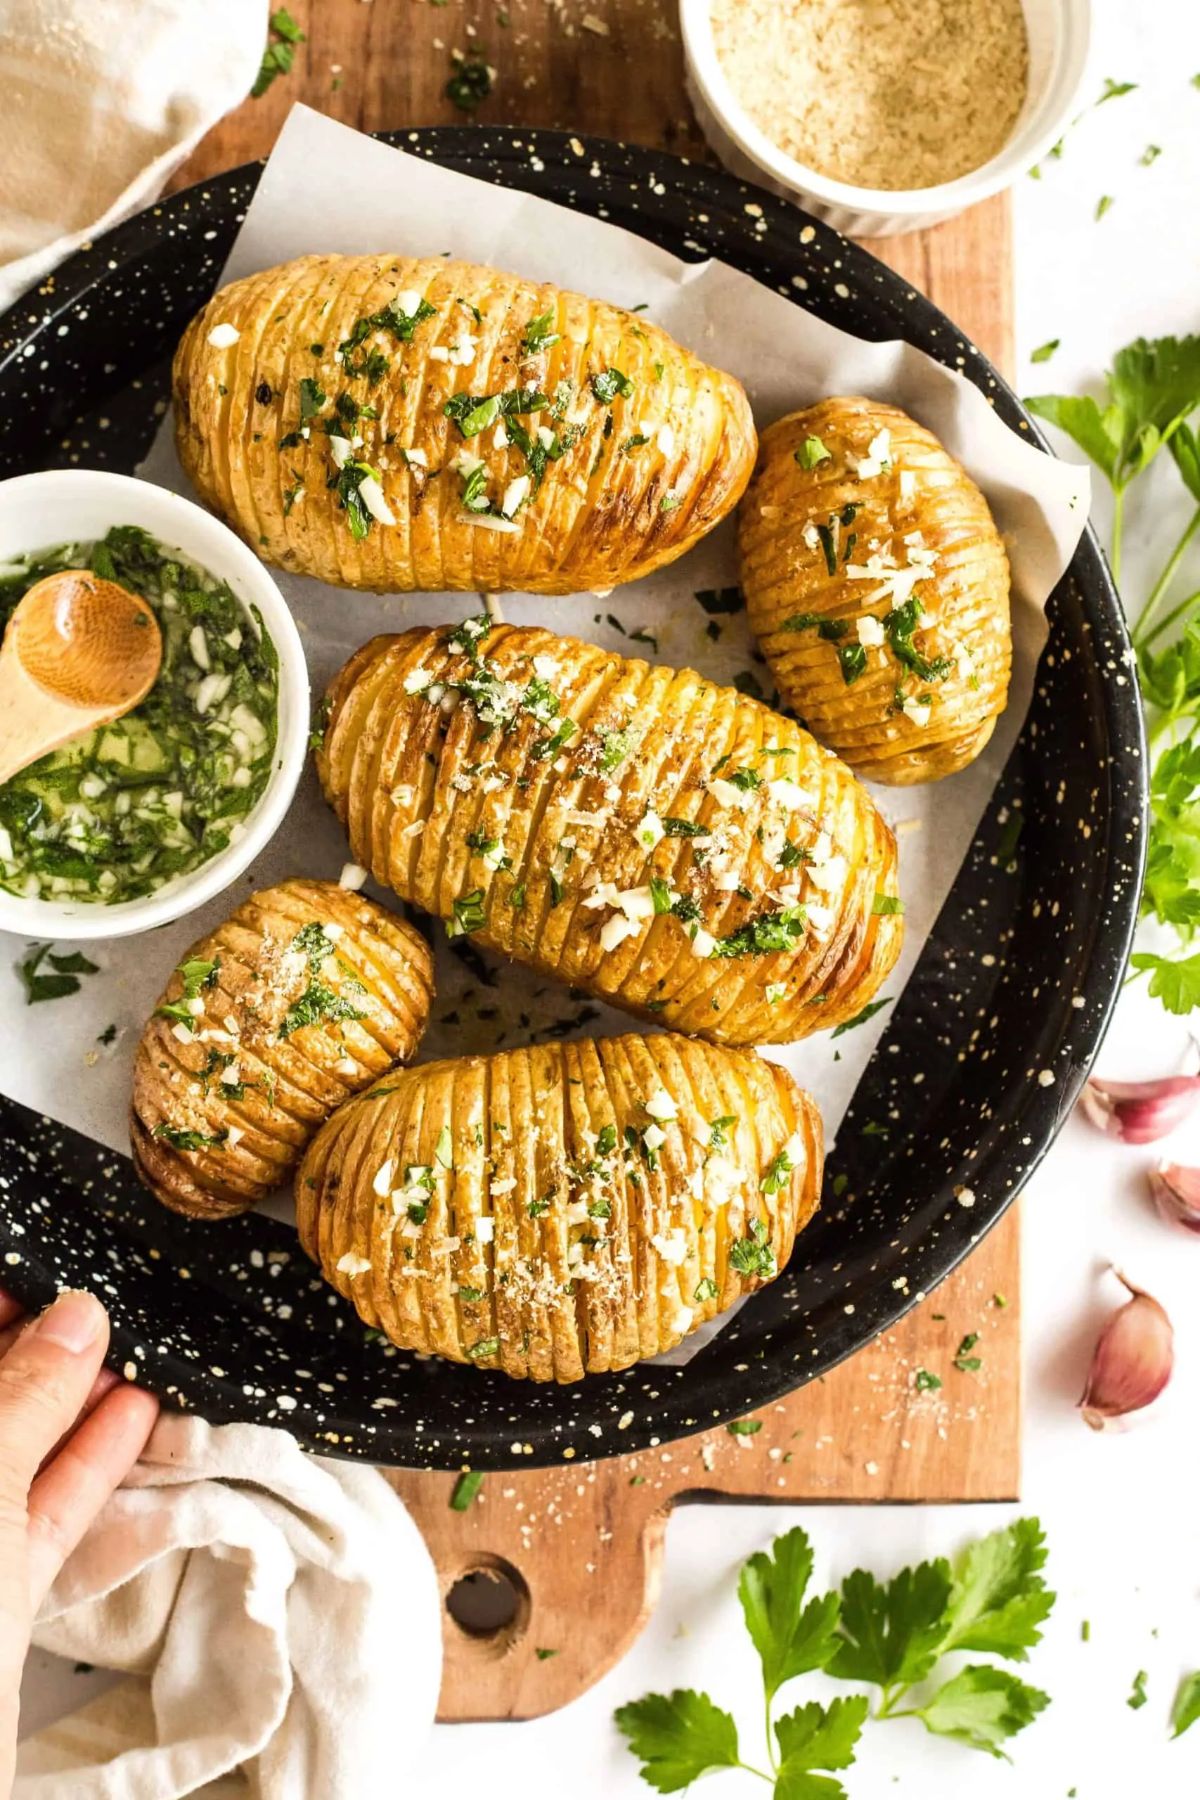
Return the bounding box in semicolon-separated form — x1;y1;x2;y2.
0;526;279;905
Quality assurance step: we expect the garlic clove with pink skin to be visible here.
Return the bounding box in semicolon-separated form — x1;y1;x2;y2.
1149;1162;1200;1235
1079;1272;1174;1431
1078;1074;1200;1145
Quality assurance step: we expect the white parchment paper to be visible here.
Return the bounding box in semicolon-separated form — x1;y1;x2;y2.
0;110;1088;1304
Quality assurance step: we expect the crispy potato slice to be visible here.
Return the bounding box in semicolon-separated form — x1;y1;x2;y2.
130;878;434;1219
316;620;902;1046
173;253;756;595
295;1032;822;1380
739;397;1012;783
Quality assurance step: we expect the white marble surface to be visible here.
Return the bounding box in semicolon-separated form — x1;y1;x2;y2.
17;4;1200;1795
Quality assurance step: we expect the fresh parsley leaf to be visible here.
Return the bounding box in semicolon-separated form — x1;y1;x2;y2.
737;1527;841;1702
1031;339;1060;365
828;1560;952;1689
938;1518;1054;1661
727;1418;762;1436
774;1696;868;1800
918;1666;1049;1759
830;996;892;1038
613;1690;741;1794
251;9;305;97
1129;950;1200;1013
278;982;365;1039
153;1124;228;1152
729;1218;776;1278
1127;1668;1149;1710
1171;1670;1200;1738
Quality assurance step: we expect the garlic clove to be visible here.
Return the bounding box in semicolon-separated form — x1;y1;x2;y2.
1078;1074;1200;1144
1079;1272;1174;1431
1148;1162;1200;1235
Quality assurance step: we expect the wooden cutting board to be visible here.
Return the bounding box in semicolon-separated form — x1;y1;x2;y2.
175;0;1021;1722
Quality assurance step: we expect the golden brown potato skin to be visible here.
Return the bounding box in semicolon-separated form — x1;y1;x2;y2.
739;398;1012;784
130;878;434;1221
295;1033;822;1381
173;253;756;596
316;620;902;1046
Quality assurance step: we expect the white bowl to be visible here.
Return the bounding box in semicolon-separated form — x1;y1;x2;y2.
681;0;1092;236
0;469;309;940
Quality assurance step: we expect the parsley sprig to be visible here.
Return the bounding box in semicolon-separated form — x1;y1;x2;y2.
616;1518;1054;1792
1028;334;1200;1012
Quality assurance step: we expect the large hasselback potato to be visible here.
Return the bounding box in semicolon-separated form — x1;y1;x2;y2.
739;397;1012;784
316;619;902;1045
173;253;756;597
130;878;434;1220
296;1032;822;1381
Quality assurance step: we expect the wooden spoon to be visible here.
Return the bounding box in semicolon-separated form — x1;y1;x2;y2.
0;570;163;786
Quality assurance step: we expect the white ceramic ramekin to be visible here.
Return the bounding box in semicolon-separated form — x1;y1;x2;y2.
681;0;1093;236
0;469;309;941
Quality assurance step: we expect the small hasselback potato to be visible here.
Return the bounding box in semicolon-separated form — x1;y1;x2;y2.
316;619;902;1047
130;878;434;1221
295;1032;822;1381
173;253;756;596
739;397;1012;784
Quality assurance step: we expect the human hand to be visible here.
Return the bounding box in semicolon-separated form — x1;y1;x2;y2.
0;1289;158;1796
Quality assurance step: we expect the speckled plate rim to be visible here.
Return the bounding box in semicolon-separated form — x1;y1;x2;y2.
0;127;1146;1468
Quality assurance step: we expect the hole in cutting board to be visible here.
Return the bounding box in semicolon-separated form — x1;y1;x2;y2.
445;1554;531;1657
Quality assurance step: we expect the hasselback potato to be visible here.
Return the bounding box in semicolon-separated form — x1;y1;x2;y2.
173;253;756;596
130;878;434;1220
316;619;902;1046
296;1032;822;1381
739;397;1012;784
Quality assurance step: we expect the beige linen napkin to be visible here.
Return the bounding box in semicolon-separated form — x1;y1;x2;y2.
14;1413;442;1799
0;0;268;311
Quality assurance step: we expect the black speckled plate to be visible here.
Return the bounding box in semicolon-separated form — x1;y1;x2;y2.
0;129;1145;1467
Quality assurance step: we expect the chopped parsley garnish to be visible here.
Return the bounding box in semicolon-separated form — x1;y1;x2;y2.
954;1332;983;1373
838;642;868;685
760;1144;795;1194
728;767;761;792
449;888;488;937
446;55;493;113
871;893;905;916
277;982;365;1039
298;377;325;422
338;297;437;362
153;1123;228;1152
729;1218;776;1278
596;1124;618;1156
466;1336;501;1359
816;522;838;576
16;944;100;1005
521;308;561;356
528;1195;552;1218
292;921;338;974
780;610;849;640
694;1276;719;1302
444;386;551;438
886;597;951;682
434;1125;454;1168
589;368;633;405
251;8;305;99
155;956;220;1024
914;1368;943;1392
662;817;710;838
450;1471;484;1509
795;435;832;470
830;996;893;1038
330;461;378;540
727;1418;762;1436
694;586;743;615
598;728;631;771
709;1115;737;1149
709;907;806;958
